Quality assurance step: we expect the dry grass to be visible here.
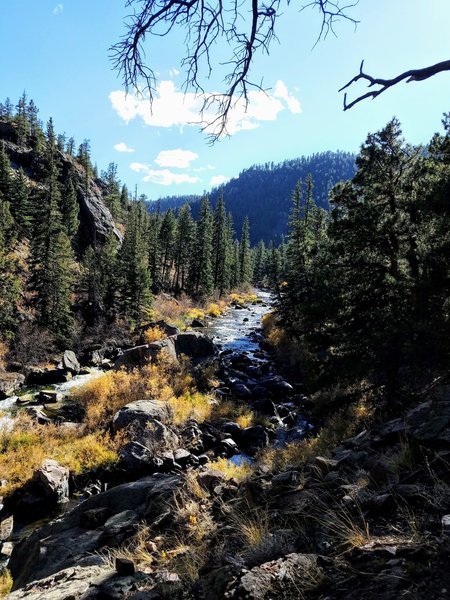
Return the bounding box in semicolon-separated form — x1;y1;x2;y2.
0;414;119;495
0;570;13;597
75;355;221;429
207;457;254;483
75;362;174;430
258;399;374;473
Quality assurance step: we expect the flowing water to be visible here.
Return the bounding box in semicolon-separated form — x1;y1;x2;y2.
203;289;273;357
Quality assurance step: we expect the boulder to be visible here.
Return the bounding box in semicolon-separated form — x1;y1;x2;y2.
60;350;80;374
33;459;69;504
9;474;182;589
0;372;25;399
232;382;252;400
191;318;206;328
112;400;172;431
0;514;13;542
240;425;269;454
27;368;71;385
114;338;178;370
172;331;215;360
37;389;61;403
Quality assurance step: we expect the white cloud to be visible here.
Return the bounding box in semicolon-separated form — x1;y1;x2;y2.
155;149;198;168
169;68;180;78
210;175;230;187
109;79;301;137
130;162;200;185
273;80;301;114
52;3;63;15
114;142;135;153
143;169;200;186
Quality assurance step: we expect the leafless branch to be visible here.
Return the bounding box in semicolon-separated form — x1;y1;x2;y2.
111;0;358;142
340;59;450;110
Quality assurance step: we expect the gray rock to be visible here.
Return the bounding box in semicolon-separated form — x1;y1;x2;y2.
9;474;182;589
0;372;25;399
240;425;269;454
98;510;139;547
33;459;69;504
112;399;172;431
27;368;71;385
0;514;13;541
172;331;215;359
61;350;80;374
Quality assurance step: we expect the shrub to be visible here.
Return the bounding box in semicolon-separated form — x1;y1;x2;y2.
142;326;166;343
207;457;254;482
0;415;118;495
0;569;12;597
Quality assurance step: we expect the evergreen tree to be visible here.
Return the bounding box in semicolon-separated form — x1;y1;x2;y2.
60;173;79;239
253;240;267;283
189;196;213;298
30;125;74;342
10;168;31;236
173;204;194;294
158;208;177;289
212;194;229;295
239;216;252;286
118;202;152;324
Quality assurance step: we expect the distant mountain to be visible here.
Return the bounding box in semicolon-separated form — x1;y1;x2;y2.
151;151;356;244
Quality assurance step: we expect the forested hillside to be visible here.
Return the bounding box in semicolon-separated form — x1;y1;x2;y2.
154;151;356;244
0;94;254;358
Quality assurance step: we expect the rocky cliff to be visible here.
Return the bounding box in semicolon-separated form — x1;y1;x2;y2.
0;119;122;253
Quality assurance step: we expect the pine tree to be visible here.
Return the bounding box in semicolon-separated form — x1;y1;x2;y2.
30;124;74;342
189;196;213;298
60;173;79;239
10;168;31;236
118;202;152;325
253;240;267;283
0;141;11;199
173;204;194;294
158;209;177;289
212;194;230;295
239;216;252;286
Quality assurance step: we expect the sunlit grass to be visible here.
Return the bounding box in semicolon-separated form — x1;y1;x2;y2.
206;457;254;482
0;414;119;495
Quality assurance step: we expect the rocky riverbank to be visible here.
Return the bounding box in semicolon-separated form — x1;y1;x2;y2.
2;295;450;599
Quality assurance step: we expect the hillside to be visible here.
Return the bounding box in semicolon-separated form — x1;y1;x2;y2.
153;151;356;244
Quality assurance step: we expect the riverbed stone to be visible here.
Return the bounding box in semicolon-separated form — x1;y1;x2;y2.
112;399;172;431
33;459;70;504
60;350;80;374
0;372;25;399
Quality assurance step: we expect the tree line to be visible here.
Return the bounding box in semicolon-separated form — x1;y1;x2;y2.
274;115;450;402
0;94;254;352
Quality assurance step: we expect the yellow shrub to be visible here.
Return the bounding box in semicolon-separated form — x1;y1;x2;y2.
143;326;166;343
0;415;118;495
0;570;12;597
207;457;253;482
168;391;214;424
75;363;175;430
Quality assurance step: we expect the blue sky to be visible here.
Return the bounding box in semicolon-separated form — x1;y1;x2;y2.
1;0;449;200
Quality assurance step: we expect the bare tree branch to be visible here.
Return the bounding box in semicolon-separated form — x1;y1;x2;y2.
110;0;358;143
340;59;450;111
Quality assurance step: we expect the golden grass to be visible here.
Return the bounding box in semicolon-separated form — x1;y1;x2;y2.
75;362;174;430
206;457;254;483
257;399;373;473
0;415;118;495
0;570;13;597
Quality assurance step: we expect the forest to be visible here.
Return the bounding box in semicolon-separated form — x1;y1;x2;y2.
1;89;450;598
0;94;255;356
154;151;356;244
